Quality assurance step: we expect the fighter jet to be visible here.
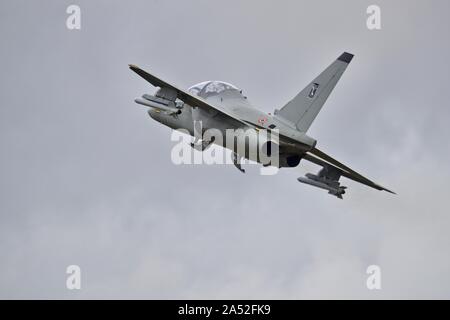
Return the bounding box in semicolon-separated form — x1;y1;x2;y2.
129;52;394;199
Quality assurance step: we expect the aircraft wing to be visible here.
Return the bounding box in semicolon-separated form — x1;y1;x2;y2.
129;64;249;128
129;64;316;149
303;147;395;194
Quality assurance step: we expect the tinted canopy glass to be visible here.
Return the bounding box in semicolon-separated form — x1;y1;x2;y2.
188;81;241;98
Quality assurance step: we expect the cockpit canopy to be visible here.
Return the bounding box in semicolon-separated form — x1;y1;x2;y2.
188;81;243;99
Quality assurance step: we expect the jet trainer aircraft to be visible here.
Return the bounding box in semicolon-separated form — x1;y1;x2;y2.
129;52;394;199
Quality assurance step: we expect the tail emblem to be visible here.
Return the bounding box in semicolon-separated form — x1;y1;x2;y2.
308;83;319;98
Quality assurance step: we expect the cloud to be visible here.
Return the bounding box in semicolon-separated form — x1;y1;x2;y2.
1;0;450;299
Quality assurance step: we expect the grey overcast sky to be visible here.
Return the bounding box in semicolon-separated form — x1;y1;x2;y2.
1;0;450;299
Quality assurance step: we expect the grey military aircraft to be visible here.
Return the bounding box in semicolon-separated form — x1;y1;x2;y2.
129;52;394;199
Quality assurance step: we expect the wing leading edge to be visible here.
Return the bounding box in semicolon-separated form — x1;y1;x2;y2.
304;147;395;194
129;64;247;128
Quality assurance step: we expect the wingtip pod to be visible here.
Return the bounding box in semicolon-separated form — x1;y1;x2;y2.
337;52;354;64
